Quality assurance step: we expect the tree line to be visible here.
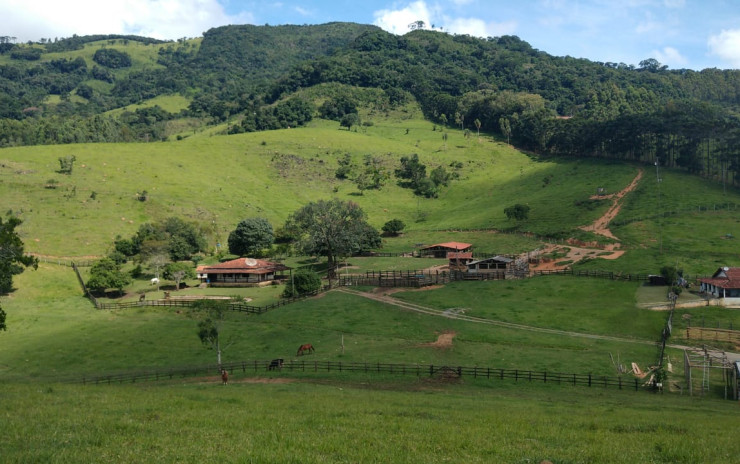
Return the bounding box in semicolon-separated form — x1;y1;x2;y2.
1;24;740;183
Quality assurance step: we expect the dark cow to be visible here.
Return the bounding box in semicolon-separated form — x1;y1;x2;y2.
268;358;284;371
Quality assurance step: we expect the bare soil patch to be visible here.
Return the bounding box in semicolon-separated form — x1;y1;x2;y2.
419;330;456;348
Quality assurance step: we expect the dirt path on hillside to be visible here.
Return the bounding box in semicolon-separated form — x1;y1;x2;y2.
579;169;643;240
528;170;642;272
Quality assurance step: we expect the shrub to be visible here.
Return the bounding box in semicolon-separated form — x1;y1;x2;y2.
282;269;322;298
382;219;406;236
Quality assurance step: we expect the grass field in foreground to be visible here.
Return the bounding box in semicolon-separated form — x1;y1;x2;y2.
1;379;737;463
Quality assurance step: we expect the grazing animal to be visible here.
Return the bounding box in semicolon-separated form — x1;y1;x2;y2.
296;343;315;356
139;294;145;302
268;358;284;370
150;277;160;285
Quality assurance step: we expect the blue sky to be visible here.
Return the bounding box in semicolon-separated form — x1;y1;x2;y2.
3;0;739;70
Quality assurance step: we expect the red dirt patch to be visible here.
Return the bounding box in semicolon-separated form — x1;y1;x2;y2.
580;169;643;240
419;330;456;348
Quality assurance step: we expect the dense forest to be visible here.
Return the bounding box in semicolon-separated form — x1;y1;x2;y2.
1;24;740;184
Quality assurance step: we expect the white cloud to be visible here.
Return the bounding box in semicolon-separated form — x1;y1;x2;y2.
708;29;740;68
373;1;515;38
373;1;432;35
445;18;517;38
652;46;687;68
0;0;252;42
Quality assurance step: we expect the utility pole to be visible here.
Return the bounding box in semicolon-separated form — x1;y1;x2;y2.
656;157;663;254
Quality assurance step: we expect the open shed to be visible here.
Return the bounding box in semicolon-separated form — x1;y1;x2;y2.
418;242;472;258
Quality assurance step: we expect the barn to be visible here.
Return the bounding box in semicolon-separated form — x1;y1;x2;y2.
418;242;472;258
198;258;291;287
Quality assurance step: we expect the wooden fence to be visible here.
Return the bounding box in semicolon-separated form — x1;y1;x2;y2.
532;268;652;282
26;254;94;267
685;327;740;344
79;359;645;392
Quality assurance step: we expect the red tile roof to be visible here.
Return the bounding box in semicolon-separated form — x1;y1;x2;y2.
200;258;290;275
699;267;740;289
421;242;472;250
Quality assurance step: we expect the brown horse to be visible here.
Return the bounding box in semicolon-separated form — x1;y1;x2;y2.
296;343;315;356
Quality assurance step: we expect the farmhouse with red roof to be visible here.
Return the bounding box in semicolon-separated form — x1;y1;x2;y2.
198;257;291;287
699;267;740;299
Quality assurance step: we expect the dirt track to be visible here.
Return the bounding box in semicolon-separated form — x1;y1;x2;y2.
529;169;643;271
580;169;644;240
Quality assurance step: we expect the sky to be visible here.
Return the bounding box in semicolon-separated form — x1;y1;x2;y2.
2;0;739;70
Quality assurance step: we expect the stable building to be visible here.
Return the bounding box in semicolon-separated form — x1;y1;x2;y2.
465;255;514;274
418;242;472;258
699;267;740;302
198;258;291;287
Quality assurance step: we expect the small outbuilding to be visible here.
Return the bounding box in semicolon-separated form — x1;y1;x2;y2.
418;242;472;258
198;258;291;287
699;267;740;300
447;252;474;271
465;256;514;274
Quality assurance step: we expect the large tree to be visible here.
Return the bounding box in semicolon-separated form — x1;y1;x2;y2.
0;215;38;296
227;217;274;257
284;199;379;275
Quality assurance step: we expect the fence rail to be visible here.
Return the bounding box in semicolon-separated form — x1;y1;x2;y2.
532;269;651;282
79;359;645;392
685;327;740;344
92;287;325;313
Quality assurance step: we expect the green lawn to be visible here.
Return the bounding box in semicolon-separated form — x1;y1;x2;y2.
1;380;736;463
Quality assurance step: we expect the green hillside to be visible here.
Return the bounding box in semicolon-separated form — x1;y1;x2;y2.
2;24;740;463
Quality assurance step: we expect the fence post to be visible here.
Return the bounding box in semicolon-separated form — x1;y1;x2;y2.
588;374;591;387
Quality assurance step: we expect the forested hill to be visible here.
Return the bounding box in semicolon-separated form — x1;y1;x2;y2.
1;23;740;184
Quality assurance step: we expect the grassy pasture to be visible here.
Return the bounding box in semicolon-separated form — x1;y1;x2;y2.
2;264;664;382
1;378;737;463
0;122;643;257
